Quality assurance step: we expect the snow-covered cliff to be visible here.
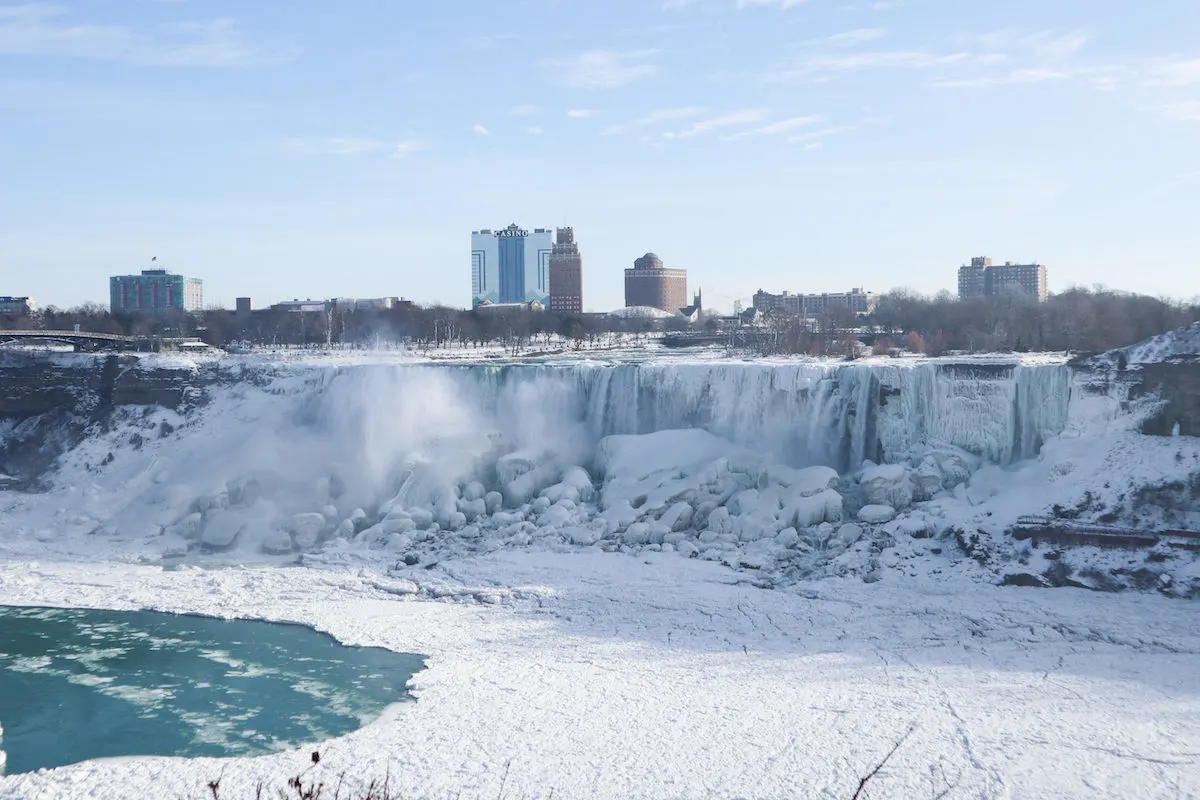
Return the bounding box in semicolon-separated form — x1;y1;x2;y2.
0;348;1196;594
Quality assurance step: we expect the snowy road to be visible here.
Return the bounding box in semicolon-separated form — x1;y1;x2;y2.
1;553;1197;799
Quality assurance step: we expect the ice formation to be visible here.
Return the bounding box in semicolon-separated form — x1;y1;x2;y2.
2;343;1200;799
0;356;1089;571
1;349;1196;594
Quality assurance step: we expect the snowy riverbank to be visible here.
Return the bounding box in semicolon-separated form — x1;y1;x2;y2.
2;555;1199;800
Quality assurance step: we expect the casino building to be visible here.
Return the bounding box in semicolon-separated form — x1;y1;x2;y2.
471;224;553;307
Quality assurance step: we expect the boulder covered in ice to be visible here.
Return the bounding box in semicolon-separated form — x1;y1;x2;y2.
504;464;562;508
764;465;840;497
858;504;897;524
966;465;1007;505
912;456;944;501
260;529;296;555
496;449;549;486
783;489;844;528
201;510;245;550
287;512;328;549
922;445;979;489
859;463;914;509
596;429;741;482
541;466;596;505
836;523;865;545
165;512;203;541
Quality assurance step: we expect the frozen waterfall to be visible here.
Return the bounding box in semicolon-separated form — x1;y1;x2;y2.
310;360;1072;473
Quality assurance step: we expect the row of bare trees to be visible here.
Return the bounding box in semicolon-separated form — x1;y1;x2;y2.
871;286;1200;355
4;285;1196;356
0;303;692;353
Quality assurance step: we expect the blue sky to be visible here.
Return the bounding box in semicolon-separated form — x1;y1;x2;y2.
2;0;1198;312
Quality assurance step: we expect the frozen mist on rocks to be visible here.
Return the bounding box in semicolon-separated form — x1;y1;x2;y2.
0;356;1082;569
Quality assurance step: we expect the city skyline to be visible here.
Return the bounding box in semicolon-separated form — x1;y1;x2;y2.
3;0;1199;311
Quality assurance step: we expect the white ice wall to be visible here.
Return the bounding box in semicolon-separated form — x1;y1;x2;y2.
300;360;1072;474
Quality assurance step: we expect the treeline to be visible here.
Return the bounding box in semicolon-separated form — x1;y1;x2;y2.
3;285;1196;356
870;286;1200;355
0;302;692;353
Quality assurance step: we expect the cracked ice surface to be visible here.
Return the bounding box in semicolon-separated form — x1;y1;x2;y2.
0;555;1197;800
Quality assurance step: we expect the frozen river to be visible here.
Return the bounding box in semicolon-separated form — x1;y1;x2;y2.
0;604;422;775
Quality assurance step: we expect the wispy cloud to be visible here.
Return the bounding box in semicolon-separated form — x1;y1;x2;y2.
471;123;490;136
960;29;1092;61
286;138;385;156
720;114;821;140
823;28;887;46
393;140;429;159
933;67;1071;89
770;50;974;82
1026;30;1093;62
1147;58;1200;87
543;49;658;89
0;3;286;66
662;108;769;140
1161;101;1200;122
288;137;428;158
786;125;855;146
525;126;543;135
737;0;810;8
567;108;600;119
602;106;707;136
510;104;539;116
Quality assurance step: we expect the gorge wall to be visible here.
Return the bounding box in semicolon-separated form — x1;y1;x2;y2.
0;352;1164;493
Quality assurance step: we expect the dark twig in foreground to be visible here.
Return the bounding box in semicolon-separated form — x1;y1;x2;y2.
852;725;917;800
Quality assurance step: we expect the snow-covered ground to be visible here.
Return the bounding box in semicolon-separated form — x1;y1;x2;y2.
2;555;1199;800
1;332;1199;798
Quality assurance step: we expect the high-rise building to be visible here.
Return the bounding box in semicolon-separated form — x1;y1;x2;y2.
957;257;1048;302
624;253;688;314
110;268;203;313
471;224;553;307
752;288;877;317
957;257;990;298
548;227;584;314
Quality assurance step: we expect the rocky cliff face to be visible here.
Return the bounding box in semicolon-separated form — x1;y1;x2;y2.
1133;361;1200;437
1079;322;1200;438
0;353;215;489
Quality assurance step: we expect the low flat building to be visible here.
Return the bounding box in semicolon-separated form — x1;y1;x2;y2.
473;300;545;313
331;297;405;311
110;268;203;313
270;299;328;313
0;296;36;315
752;287;877;317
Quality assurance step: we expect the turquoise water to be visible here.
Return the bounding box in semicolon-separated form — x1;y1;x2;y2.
0;606;424;775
